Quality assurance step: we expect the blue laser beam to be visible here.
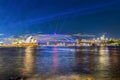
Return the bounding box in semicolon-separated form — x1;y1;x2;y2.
3;0;120;28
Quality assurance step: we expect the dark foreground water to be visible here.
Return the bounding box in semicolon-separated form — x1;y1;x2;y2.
0;46;120;80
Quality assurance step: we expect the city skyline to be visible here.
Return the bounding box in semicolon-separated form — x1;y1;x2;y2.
0;1;120;79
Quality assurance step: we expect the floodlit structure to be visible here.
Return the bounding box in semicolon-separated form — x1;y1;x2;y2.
25;36;37;43
37;34;75;46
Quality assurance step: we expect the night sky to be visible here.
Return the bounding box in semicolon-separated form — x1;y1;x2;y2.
0;0;120;38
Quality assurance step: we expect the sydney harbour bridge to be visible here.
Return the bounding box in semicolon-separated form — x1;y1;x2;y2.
36;34;75;46
24;34;98;46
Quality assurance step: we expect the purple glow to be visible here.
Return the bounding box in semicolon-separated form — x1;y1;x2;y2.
37;34;75;43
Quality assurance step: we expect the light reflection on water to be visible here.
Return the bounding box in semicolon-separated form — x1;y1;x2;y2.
0;46;119;80
22;47;35;76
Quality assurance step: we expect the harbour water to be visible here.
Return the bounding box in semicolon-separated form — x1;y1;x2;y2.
0;46;120;80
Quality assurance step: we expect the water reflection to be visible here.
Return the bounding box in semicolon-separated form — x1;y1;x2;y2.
52;47;58;73
0;47;119;80
0;48;25;80
99;47;110;69
22;47;36;76
94;47;111;79
109;47;120;78
75;47;96;73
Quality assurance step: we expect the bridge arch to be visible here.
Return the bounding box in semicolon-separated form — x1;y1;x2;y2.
37;34;75;46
